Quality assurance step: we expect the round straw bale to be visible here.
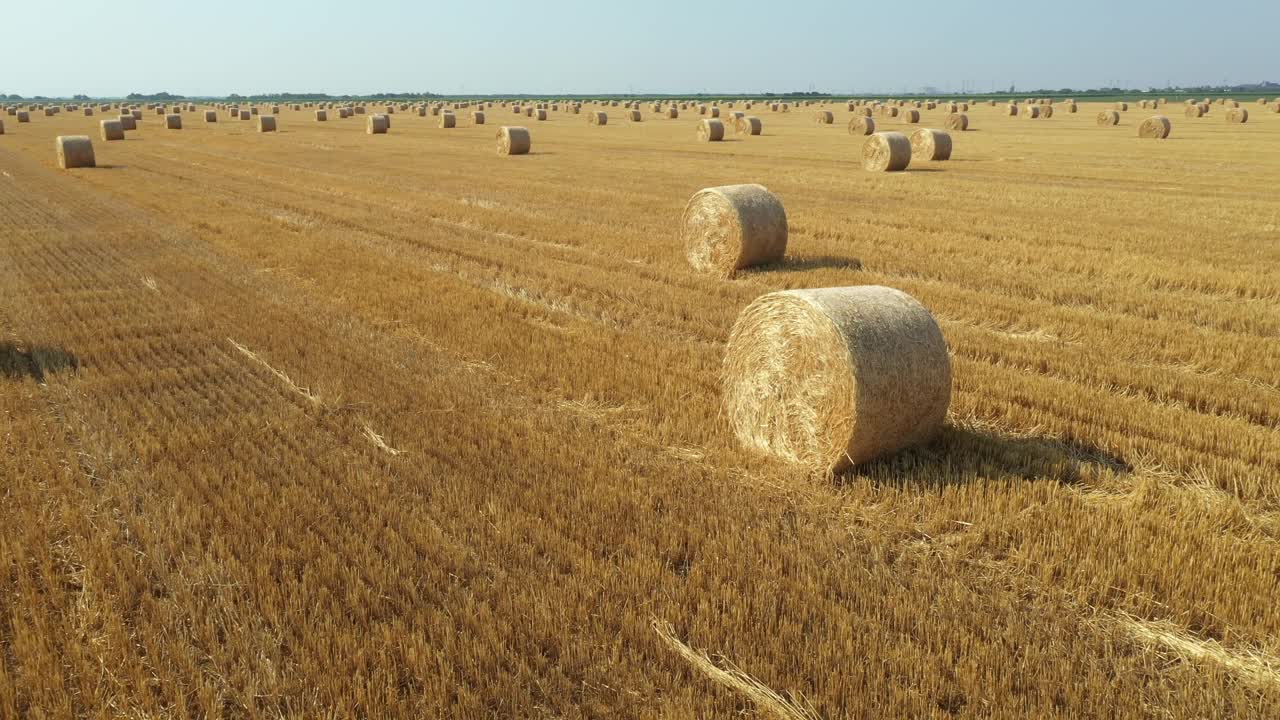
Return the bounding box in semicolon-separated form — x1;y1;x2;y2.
1137;115;1171;139
909;128;952;161
710;107;720;118
497;126;530;155
1041;105;1054;118
99;119;124;141
588;111;607;125
886;106;899;118
205;110;218;122
117;114;136;130
367;114;389;134
258;116;276;132
667;107;679;119
722;285;951;472
1097;110;1120;126
83;107;94;116
131;109;142;120
56;136;95;169
629;109;642;122
1184;104;1203;118
533;109;547;121
736;116;762;135
943;113;968;131
815;110;834;124
1115;102;1128;111
165;114;182;129
696;118;725;142
681;184;787;277
17;111;30;123
1226;107;1248;123
1024;105;1041;119
439;112;456;128
239;110;251;120
1006;104;1018;116
849;115;875;135
863;132;911;171
315;109;327;121
339;108;351;118
902;109;920;123
472;111;486;125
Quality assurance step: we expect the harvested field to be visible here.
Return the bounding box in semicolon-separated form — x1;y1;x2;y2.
0;100;1278;719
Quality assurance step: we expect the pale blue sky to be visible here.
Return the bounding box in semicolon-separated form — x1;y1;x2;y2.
5;0;1277;97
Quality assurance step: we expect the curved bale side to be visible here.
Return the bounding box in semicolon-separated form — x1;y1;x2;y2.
696;119;725;142
439;112;456;128
588;111;607;125
366;114;389;134
909;128;952;161
1097;110;1120;126
1137;115;1172;139
165;114;182;129
472;111;486;125
56;135;95;169
99;119;124;141
258;116;277;132
1226;107;1249;124
681;184;788;278
722;285;952;472
736;116;763;135
497;126;531;155
944;113;968;131
315;110;327;121
849;116;875;136
902;108;920;123
863;131;911;172
815;110;834;124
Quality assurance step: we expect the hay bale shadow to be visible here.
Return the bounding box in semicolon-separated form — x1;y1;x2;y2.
0;342;80;383
748;255;863;274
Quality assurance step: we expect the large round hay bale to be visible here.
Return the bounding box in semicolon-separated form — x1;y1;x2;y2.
666;107;679;119
439;111;456;128
588;111;607;125
472;111;486;125
367;114;389;134
1041;105;1054;118
709;107;720;118
0;119;4;135
815;110;834;124
239;110;251;120
165;114;182;129
736;116;763;135
533;108;547;121
118;114;136;130
943;113;968;131
1006;104;1018;116
1097;110;1120;126
56;135;95;169
1024;105;1041;119
681;184;787;277
909;128;952;161
99;119;124;141
497;126;530;155
83;107;93;116
131;109;142;120
629;109;642;122
1064;102;1078;113
205;110;218;122
17;111;30;123
723;285;951;472
696;118;725;142
902;108;920;123
1137;115;1172;139
854;106;873;117
1184;104;1204;118
314;109;327;121
1115;102;1128;111
886;106;900;118
1226;107;1249;124
863;132;911;171
258;116;276;132
849;115;875;135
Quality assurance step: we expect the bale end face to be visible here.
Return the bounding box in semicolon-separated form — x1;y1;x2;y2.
366;115;389;134
848;116;875;136
909;128;952;161
681;184;788;277
258;116;277;132
56;136;95;169
165;114;182;129
99;119;125;141
205;110;218;122
1137;115;1172;139
497;126;530;155
863;132;911;172
696;119;725;142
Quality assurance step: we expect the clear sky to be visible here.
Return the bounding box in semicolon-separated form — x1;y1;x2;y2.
5;0;1278;97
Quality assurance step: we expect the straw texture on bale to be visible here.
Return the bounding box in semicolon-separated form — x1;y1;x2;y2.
709;107;720;118
1226;108;1249;124
588;111;606;125
100;119;124;141
165;114;182;129
439;112;456;128
534;109;547;121
239;111;251;120
0;120;4;135
696;118;725;142
848;116;875;135
1041;105;1054;118
258;116;277;132
497;126;531;155
83;107;93;116
1097;110;1120;126
666;107;678;118
56;136;95;169
862;132;911;172
681;184;787;278
118;114;136;130
1006;104;1018;116
943;113;968;131
1024;105;1041;119
367;115;389;134
1137;115;1172;139
17;111;30;123
815;110;834;124
629;109;642;122
736;116;762;135
722;285;951;472
472;111;486;124
909;128;952;161
902;109;920;123
131;109;142;120
1115;102;1128;111
205;110;217;122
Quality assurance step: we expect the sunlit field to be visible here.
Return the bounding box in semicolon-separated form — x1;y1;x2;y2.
2;97;1278;718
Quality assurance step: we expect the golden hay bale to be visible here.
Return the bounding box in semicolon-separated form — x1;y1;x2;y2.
99;119;124;141
697;118;725;142
736;116;763;135
339;107;351;119
629;109;642;122
533;108;547;121
886;106;899;118
681;184;787;277
1041;105;1054;118
1115;102;1128;111
588;111;607;125
17;111;30;123
709;107;720;118
944;113;968;131
355;106;367;114
863;131;911;171
1006;103;1018;116
1024;105;1041;119
131;109;143;120
848;115;875;135
722;285;951;472
666;107;679;119
258;116;277;132
1184;104;1204;118
854;106;873;117
439;112;456;128
239;110;251;120
165;114;182;129
902;108;920;123
83;107;94;116
155;107;166;116
117;114;136;130
909;128;952;161
205;110;218;122
367;114;389;134
497;126;530;155
1137;115;1171;139
524;107;535;117
472;111;486;125
56;135;95;169
1097;110;1120;126
815;110;834;124
315;109;327;121
1064;102;1078;113
1226;107;1249;123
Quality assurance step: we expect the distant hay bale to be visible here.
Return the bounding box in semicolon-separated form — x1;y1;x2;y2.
258;116;276;132
815;110;834;124
1115;102;1128;111
863;131;911;171
697;118;725;142
1137;115;1171;139
439;111;456;128
629;109;642;122
165;114;182;129
854;106;872;117
709;107;720;118
1041;105;1054;118
722;285;951;472
588;111;607;125
83;107;93;116
367;114;389;134
667;107;679;119
56;135;95;169
497;126;531;155
239;110;251;120
1184;104;1204;118
681;184;787;277
117;114;136;130
472;111;486;124
944;113;968;131
99;119;124;141
1097;110;1120;126
533;108;547;121
736;116;762;135
1064;102;1078;113
1006;104;1018;116
1024;105;1041;119
339;108;351;118
909;128;952;161
155;107;166;116
902;109;920;123
1226;107;1249;123
0;119;4;135
848;115;875;135
315;109;327;121
205;110;218;122
886;106;899;118
17;111;30;123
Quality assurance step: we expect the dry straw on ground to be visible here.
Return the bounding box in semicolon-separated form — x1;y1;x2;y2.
849;116;875;136
697;119;725;142
99;119;124;141
1137;115;1172;139
681;184;787;277
722;285;951;472
55;135;95;169
910;128;952;160
862;131;911;172
497;126;531;155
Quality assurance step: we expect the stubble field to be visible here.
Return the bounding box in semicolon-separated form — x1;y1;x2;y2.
1;98;1278;718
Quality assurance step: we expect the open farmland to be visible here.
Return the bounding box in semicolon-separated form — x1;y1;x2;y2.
1;99;1279;718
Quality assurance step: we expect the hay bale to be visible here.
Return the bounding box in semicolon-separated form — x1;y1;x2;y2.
944;113;968;131
629;109;642;122
524;107;534;117
83;107;93;116
709;107;720;118
736;116;762;135
258;116;277;132
239;110;251;120
0;119;4;135
681;184;787;277
1041;105;1054;118
1006;103;1018;116
117;114;136;130
315;109;327;121
367;114;389;134
588;111;607;125
848;115;875;135
1115;102;1128;111
56;136;95;169
472;111;486;125
863;131;911;171
815;110;834;124
533;108;547;121
1183;104;1204;118
131;109;142;120
1024;105;1041;119
165;114;182;129
696;118;725;142
16;111;30;123
439;111;456;128
902;108;920;123
1226;107;1249;124
667;107;679;119
1137;115;1171;139
100;119;124;141
205;110;218;122
722;285;950;471
497;126;531;155
909;128;952;161
1097;110;1120;126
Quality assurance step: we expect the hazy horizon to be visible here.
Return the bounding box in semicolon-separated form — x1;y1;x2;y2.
6;0;1278;98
